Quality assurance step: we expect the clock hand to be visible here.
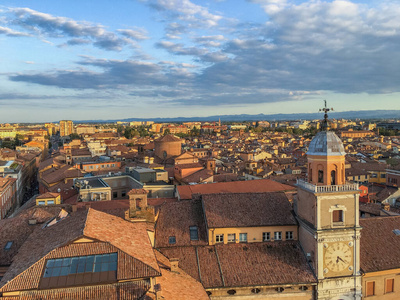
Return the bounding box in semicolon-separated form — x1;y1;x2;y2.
337;257;346;263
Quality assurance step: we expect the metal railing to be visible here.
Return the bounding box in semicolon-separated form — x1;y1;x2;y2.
296;179;359;193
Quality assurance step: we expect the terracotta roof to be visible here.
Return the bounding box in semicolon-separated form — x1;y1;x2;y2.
0;209;160;290
0;281;150;299
155;200;208;248
177;179;295;200
180;169;213;183
41;165;85;185
360;216;400;272
155;135;182;143
0;206;63;267
202;192;296;228
36;192;60;200
0;177;16;191
152;251;209;300
159;242;316;289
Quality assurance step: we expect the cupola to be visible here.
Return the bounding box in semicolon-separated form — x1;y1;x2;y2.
306;102;346;186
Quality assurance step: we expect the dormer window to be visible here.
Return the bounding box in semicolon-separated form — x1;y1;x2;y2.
189;226;199;241
4;241;12;251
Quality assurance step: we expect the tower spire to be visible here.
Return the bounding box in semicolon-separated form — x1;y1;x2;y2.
319;100;333;131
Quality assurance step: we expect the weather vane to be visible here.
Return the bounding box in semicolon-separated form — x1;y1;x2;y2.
319;100;333;131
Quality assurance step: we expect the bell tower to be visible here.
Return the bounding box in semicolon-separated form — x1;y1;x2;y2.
296;101;362;300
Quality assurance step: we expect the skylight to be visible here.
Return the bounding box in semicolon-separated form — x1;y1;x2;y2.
4;241;12;251
393;229;400;236
40;253;118;289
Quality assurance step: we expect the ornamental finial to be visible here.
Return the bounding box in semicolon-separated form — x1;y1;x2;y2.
319;100;333;131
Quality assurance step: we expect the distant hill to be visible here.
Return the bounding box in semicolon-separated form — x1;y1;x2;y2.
72;110;400;123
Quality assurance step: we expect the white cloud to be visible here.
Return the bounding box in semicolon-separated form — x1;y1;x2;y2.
8;7;138;51
0;25;30;36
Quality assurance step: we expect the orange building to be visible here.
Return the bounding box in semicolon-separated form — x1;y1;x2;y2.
59;120;74;137
154;135;182;159
0;177;17;220
74;161;122;172
340;129;374;138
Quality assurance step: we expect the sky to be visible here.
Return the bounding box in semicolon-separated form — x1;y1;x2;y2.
1;0;400;122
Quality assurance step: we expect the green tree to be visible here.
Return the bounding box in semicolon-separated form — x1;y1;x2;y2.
190;127;200;136
163;128;171;135
117;125;124;134
69;133;81;140
124;127;133;139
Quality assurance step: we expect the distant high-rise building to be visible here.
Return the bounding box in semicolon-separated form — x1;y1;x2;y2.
59;120;73;137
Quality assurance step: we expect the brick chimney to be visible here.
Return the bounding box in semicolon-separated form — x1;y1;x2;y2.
127;188;149;218
170;258;179;273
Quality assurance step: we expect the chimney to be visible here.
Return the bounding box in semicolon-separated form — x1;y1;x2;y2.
381;202;390;211
170;258;179;273
72;204;77;212
149;157;154;164
144;156;149;164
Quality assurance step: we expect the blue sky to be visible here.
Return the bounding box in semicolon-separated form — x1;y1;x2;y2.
1;0;400;122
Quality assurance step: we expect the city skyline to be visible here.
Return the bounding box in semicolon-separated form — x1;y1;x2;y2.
1;0;400;122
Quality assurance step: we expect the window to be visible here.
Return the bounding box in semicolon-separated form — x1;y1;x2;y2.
121;191;126;197
333;210;343;223
189;226;199;241
216;234;224;243
113;192;118;199
47;200;54;205
169;236;176;244
386;278;394;293
227;234;236;243
331;170;336;185
318;170;323;183
40;253;117;289
38;201;45;205
366;281;375;296
381;174;386;178
274;231;282;241
4;241;12;251
239;233;247;243
263;232;270;241
285;231;293;240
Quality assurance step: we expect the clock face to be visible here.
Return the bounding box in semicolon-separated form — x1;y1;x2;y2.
324;242;352;273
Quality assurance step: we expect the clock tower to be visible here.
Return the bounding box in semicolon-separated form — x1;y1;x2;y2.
296;103;362;300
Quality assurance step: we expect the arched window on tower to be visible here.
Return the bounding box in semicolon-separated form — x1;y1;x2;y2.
331;170;336;185
318;170;324;183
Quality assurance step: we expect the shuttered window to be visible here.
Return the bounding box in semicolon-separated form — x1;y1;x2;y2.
332;210;343;222
366;281;375;296
386;278;394;293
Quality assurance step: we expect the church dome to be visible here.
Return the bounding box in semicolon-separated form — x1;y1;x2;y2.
307;131;346;156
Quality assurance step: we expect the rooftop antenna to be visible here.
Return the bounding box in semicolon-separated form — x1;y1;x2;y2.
319;100;333;131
